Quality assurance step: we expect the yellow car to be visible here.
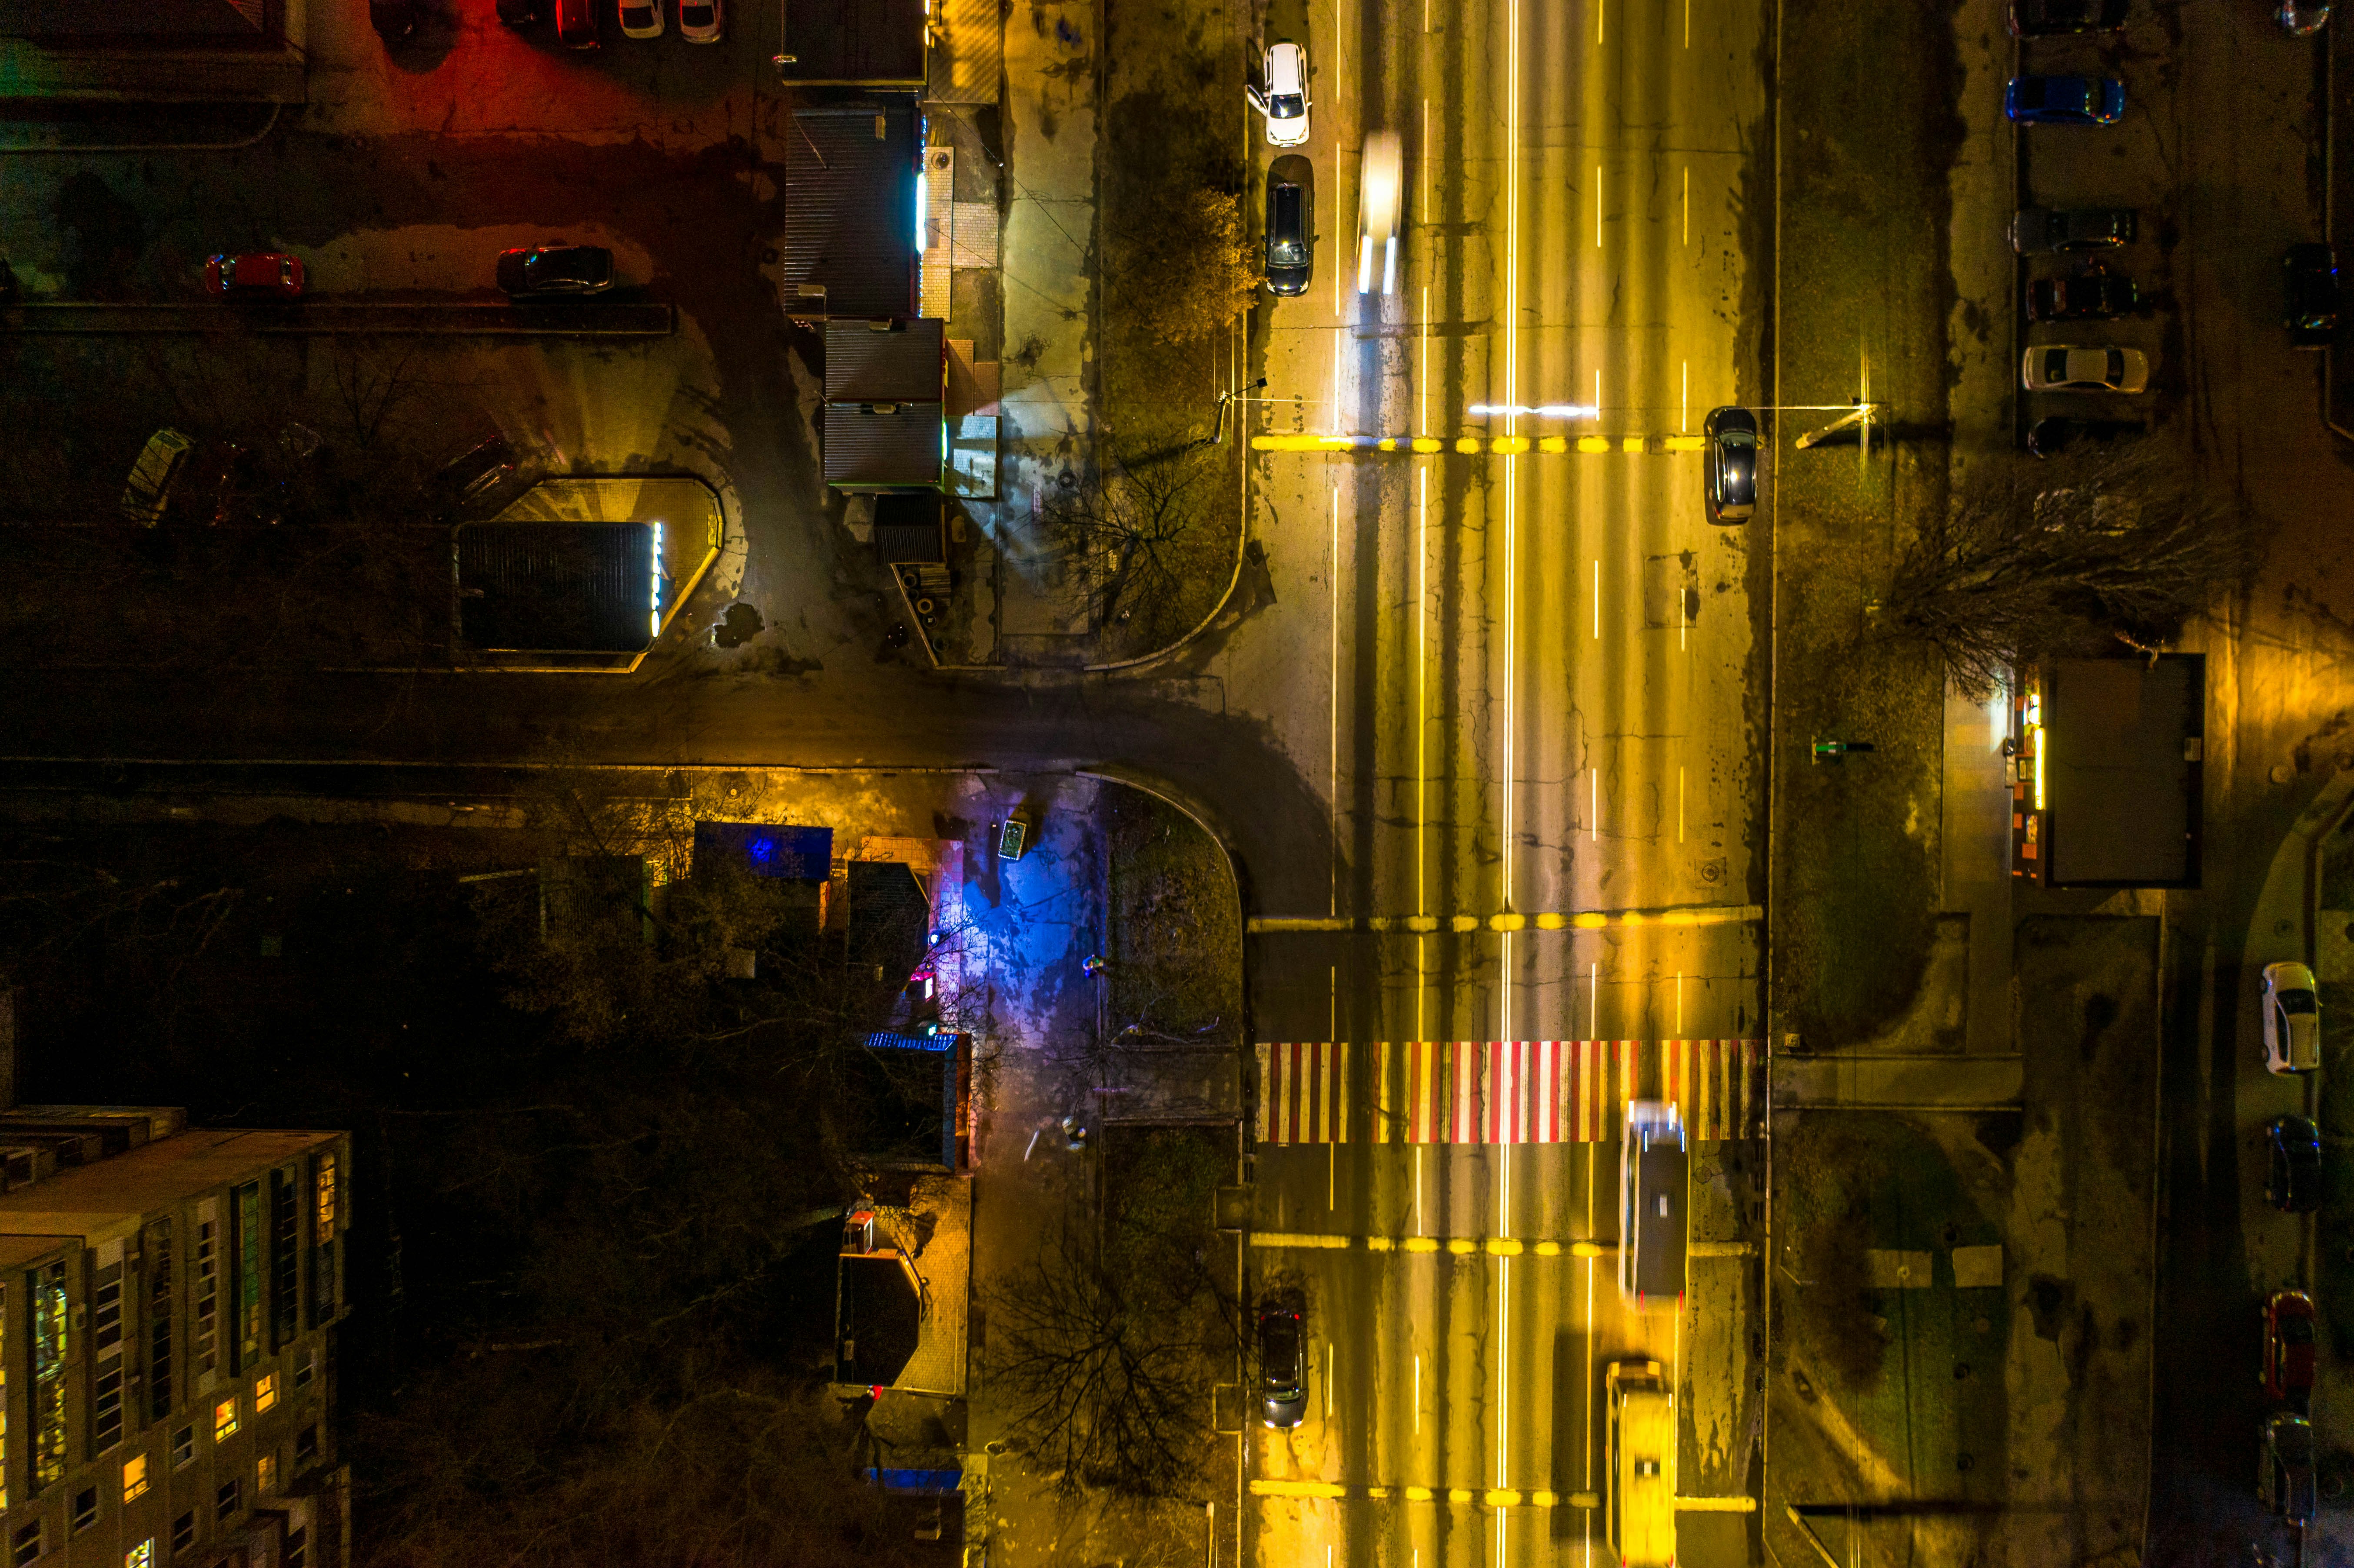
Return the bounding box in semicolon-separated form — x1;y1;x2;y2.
1607;1359;1676;1568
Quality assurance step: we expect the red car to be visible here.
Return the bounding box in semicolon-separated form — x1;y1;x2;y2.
204;253;306;299
2264;1290;2317;1403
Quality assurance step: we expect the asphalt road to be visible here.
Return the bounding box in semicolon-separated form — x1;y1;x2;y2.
1229;0;1773;1560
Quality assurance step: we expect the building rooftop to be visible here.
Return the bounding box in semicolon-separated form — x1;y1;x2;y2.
0;1126;339;1245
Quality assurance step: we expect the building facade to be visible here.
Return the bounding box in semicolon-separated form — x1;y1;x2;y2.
0;1110;350;1568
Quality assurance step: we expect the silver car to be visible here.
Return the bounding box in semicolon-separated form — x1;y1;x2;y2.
2263;960;2321;1075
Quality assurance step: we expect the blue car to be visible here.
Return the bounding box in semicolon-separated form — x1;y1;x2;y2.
2005;75;2125;125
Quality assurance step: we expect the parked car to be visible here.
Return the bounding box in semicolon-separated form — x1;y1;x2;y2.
554;0;598;47
368;0;418;39
435;436;519;512
2264;1291;2317;1405
619;0;663;37
2025;416;2144;458
2008;0;2128;33
2012;207;2137;255
1702;405;1759;523
120;427;194;527
2027;271;2137;322
1357;131;1403;296
1257;1298;1307;1428
2005;75;2125;126
2277;0;2331;36
497;243;615;297
1251;42;1311;148
172;442;252;527
679;0;721;40
2263;960;2321;1074
495;0;541;22
2286;243;2338;348
204;252;306;300
2261;1412;2318;1526
2022;345;2148;393
1265;176;1312;297
2266;1116;2323;1213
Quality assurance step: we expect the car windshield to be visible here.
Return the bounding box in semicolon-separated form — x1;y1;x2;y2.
2282;990;2318;1015
1269;94;1304;119
2284;1316;2315;1345
682;2;712;15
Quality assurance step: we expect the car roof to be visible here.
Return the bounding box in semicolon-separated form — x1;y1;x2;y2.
1267;42;1303;87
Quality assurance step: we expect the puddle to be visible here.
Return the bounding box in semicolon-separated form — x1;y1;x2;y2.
710;601;764;649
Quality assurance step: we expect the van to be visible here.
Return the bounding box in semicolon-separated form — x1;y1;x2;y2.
1618;1100;1687;1308
1606;1359;1676;1568
120;428;194;527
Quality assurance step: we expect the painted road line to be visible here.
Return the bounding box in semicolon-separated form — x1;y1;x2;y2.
1253;1040;1766;1145
1245;1481;1757;1512
1689;1240;1759;1258
1248;432;1686;453
1249;1232;1612;1256
1248;902;1762;933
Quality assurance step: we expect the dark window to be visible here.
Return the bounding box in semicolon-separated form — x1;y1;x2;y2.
269;1169;299;1351
309;1153;339;1329
216;1477;240;1521
171;1425;194;1468
233;1182;263;1372
72;1485;98;1530
10;1520;38;1566
92;1253;126;1455
286;1524;308;1568
193;1218;219;1377
171;1511;195;1552
146;1219;175;1422
294;1345;315;1389
32;1260;68;1489
296;1424;319;1465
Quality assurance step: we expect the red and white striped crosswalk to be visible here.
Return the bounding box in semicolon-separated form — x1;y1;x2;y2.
1253;1040;1761;1146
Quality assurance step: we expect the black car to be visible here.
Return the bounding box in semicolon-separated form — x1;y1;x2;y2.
1265;178;1312;298
2262;1413;2318;1526
1702;406;1758;524
368;0;418;38
1256;1299;1306;1428
2027;271;2138;322
496;0;542;22
2011;207;2137;256
436;436;519;513
496;244;615;298
2286;243;2338;349
2025;416;2144;458
2007;0;2128;34
2267;1115;2323;1213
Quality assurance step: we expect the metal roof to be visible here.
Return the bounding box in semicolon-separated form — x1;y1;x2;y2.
783;100;921;322
775;0;926;86
457;522;656;653
825;318;945;404
824;403;944;490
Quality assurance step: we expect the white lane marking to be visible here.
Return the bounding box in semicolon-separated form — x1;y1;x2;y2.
1679;765;1686;842
1328;1141;1335;1209
1589;962;1599;1039
1325;1342;1334;1420
1591;767;1599;843
1681;359;1689;431
1414;1352;1422;1433
1415;1145;1425;1233
1682;164;1689;246
1329;491;1340;916
1595;165;1603;247
1676;972;1685;1034
1592;559;1600;639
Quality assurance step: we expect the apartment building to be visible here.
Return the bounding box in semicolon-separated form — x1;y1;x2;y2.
0;1109;351;1568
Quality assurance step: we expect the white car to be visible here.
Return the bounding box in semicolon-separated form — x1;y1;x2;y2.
678;0;720;39
619;0;663;37
1252;42;1311;147
1357;131;1403;295
2264;960;2322;1075
2021;344;2148;392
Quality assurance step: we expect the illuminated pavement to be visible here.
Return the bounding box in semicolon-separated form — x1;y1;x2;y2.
1220;0;1773;1562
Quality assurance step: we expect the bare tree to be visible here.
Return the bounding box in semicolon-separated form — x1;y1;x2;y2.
1878;447;2264;698
1042;448;1220;633
987;1236;1224;1498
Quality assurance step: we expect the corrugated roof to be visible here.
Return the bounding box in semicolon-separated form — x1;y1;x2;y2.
784;100;921;322
457;522;656;653
694;822;835;880
776;0;926;85
824;404;943;490
874;493;944;562
825;318;946;404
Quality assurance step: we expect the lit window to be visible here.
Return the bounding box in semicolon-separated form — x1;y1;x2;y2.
256;1454;276;1495
126;1541;154;1568
123;1452;149;1503
255;1373;277;1414
214;1395;238;1441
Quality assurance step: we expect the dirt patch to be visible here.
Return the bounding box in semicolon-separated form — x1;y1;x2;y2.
1104;784;1242;1045
1781;1120;1891;1392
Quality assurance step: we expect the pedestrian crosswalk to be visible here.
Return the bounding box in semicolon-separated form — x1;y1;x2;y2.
1254;1040;1762;1146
